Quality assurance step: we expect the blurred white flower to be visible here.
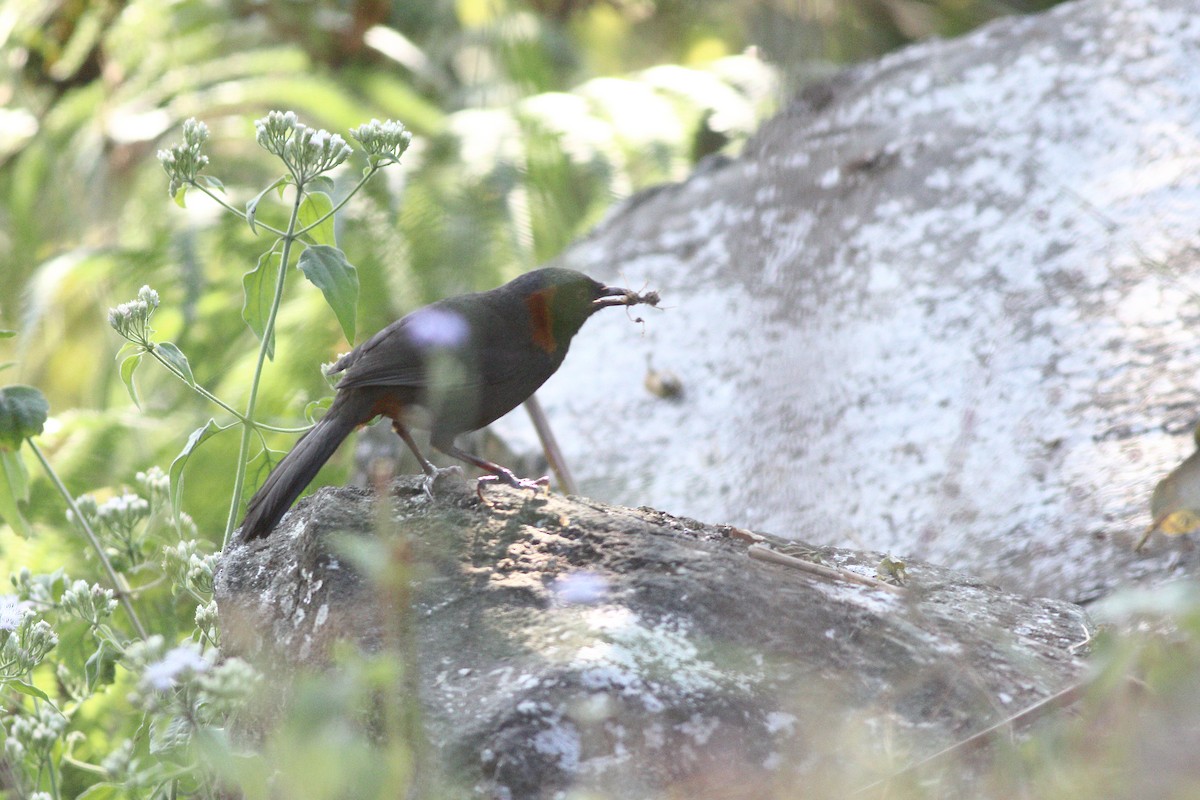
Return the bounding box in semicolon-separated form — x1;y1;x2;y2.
552;572;609;605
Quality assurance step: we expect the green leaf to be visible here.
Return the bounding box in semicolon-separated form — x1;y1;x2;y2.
245;176;287;234
307;175;335;194
246;192;268;233
198;175;225;193
119;353;142;407
0;385;49;449
8;679;49;701
150;714;192;755
246;446;287;495
0;388;39;530
0;330;15;338
169;419;222;521
192;725;270;795
242;250;282;360
173;185;188;208
0;449;28;501
0;363;14;373
298;191;336;247
304;396;332;424
77;783;123;800
85;641;117;692
156;342;195;387
0;449;32;538
298;245;358;344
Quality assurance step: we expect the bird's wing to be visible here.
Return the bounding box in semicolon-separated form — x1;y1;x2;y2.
330;316;429;390
332;298;526;391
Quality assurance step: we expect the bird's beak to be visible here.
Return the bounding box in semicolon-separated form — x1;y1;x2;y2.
592;285;636;309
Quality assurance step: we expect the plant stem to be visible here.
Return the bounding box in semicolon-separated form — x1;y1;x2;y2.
222;180;307;548
28;440;149;640
147;349;310;433
61;755;108;776
193;184;286;236
149;350;243;417
45;745;60;800
293;167;379;239
523;396;576;494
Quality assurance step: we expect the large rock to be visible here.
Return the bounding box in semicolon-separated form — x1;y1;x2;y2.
495;0;1200;603
216;477;1090;798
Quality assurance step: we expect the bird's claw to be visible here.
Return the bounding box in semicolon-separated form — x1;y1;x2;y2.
421;465;464;499
476;471;550;501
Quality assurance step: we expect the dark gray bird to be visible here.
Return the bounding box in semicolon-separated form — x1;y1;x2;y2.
239;267;638;540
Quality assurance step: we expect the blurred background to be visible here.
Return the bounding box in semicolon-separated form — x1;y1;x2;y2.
0;0;1066;544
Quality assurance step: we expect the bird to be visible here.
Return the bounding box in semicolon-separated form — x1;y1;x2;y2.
238;267;638;541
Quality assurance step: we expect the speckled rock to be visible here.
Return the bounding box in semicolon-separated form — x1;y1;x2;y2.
490;0;1200;603
216;476;1089;798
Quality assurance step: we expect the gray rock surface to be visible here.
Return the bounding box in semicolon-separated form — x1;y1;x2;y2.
216;477;1090;798
491;0;1200;603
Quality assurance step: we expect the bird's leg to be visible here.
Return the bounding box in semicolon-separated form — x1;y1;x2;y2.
475;472;551;502
391;419;461;498
432;439;549;500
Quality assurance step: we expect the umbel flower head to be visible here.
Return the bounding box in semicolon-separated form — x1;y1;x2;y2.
140;643;209;691
5;701;67;764
157;118;210;197
60;580;117;626
255;110;352;181
350;118;413;167
0;603;57;674
254;110;299;156
162;539;219;596
107;285;160;344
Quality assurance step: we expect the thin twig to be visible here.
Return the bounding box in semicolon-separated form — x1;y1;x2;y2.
28;440;149;640
222;179;307;548
747;544;906;595
523;395;577;495
854;680;1090;795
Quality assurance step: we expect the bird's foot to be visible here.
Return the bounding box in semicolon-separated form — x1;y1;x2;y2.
421;465;464;499
476;470;550;502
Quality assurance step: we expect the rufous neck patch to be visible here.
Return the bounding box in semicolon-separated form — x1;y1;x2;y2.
526;287;559;353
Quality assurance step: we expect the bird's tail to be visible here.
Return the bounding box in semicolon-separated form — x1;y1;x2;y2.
239;394;369;541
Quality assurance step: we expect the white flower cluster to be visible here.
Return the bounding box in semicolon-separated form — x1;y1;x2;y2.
194;600;218;644
162;539;219;597
4;701;67;764
140;642;210;692
99;493;151;527
135;465;170;509
254;109;299;154
124;636;260;720
69;490;153;567
350;117;412;166
60;579;117;626
256;110;352;181
0;601;58;676
107;285;160;343
196;656;261;715
0;594;23;631
9;568;62;606
156;117;210;196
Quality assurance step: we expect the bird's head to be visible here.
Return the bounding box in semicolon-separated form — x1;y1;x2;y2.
513;268;635;355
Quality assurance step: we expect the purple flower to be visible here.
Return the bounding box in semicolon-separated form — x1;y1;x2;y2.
142;645;209;690
552;572;609;605
408;307;469;348
0;596;23;631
